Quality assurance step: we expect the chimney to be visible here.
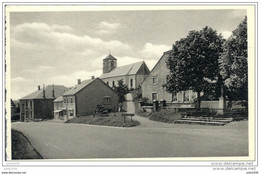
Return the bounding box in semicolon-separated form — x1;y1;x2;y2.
78;79;81;84
52;84;55;98
43;84;46;99
38;85;40;90
91;76;95;80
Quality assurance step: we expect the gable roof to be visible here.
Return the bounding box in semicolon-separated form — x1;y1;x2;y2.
53;95;63;102
62;79;95;96
100;61;145;79
20;85;68;100
141;50;172;85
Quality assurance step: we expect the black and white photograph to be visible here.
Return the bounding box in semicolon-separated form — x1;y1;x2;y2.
2;2;257;174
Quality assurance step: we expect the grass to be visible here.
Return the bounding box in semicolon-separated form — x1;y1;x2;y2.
65;113;140;127
11;129;43;159
138;109;183;123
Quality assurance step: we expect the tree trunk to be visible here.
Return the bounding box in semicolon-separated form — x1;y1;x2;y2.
197;91;201;109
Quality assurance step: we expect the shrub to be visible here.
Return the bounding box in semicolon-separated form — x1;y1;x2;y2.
148;109;182;123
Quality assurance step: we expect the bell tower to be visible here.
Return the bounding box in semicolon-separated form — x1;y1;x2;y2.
103;53;117;74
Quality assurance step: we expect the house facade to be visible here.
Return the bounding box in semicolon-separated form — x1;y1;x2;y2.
53;96;65;120
141;50;198;104
60;78;119;119
100;54;150;89
20;85;68;121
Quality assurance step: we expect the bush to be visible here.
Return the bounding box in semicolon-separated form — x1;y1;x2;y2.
139;97;149;103
179;108;217;117
148;109;182;123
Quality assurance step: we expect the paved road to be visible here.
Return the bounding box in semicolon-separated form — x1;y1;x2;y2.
11;120;248;159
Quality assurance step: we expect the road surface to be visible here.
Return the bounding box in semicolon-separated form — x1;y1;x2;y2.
11;119;248;159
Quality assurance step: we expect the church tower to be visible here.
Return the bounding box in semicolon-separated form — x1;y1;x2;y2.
103;53;117;74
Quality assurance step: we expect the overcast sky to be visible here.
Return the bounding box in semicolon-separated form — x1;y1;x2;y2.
9;9;246;100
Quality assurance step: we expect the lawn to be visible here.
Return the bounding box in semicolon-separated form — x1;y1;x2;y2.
138;109;183;123
11;129;43;159
65;113;140;127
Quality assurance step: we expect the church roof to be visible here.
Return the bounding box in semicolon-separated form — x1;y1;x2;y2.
20;85;68;100
100;61;144;79
103;53;117;60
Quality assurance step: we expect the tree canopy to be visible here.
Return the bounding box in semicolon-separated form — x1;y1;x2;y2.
165;26;224;108
113;79;129;103
218;17;248;106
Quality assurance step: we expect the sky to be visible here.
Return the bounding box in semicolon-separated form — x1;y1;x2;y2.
9;8;247;100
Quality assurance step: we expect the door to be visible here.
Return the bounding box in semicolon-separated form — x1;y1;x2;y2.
25;111;29;120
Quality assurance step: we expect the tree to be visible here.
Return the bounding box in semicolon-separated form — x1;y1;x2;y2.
218;17;248;108
113;79;129;103
165;26;224;108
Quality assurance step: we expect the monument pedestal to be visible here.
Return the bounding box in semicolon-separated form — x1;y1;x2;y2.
218;96;226;114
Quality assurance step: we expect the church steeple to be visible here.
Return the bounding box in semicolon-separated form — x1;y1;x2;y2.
103;53;117;74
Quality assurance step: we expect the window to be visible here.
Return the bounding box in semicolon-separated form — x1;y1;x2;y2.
130;79;133;87
103;96;111;104
107;81;109;86
172;93;177;102
111;61;114;67
64;97;66;103
152;77;157;84
30;101;32;108
184;91;190;102
152;93;157;101
112;81;115;87
22;104;25;112
71;98;73;103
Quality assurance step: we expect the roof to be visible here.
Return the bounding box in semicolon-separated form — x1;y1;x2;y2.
100;61;144;79
20;85;68;100
62;79;94;96
103;53;117;60
53;95;63;102
141;50;172;86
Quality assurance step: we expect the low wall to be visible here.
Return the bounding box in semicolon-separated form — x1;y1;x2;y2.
166;102;195;109
201;100;245;109
201;101;219;109
140;100;246;113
